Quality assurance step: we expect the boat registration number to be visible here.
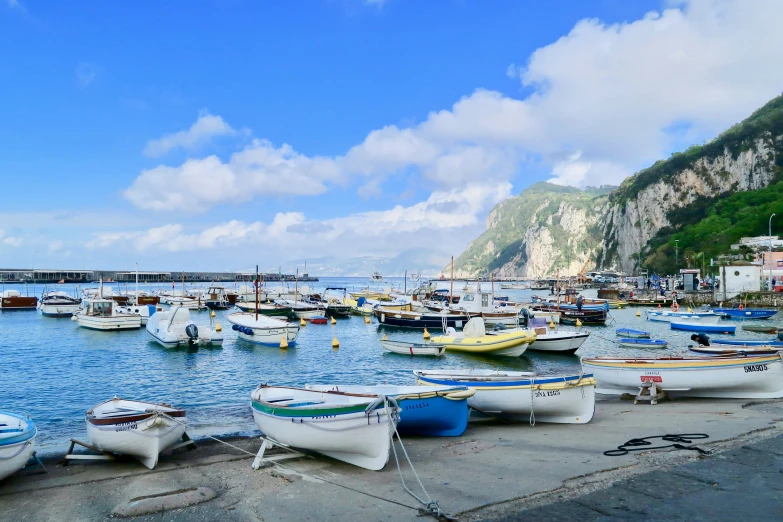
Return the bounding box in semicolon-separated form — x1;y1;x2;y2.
640;376;662;382
534;390;560;397
744;364;769;373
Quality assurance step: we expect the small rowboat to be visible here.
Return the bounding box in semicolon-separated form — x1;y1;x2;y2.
647;310;721;324
306;385;473;436
414;369;596;424
742;325;781;334
618;338;668;348
582;355;783;398
250;385;399;470
616;328;650;339
309;316;328;324
670;321;736;334
380;339;446;356
0;412;37;481
713;308;778;320
710;339;783;347
86;398;187;469
227;312;300;346
689;346;781;356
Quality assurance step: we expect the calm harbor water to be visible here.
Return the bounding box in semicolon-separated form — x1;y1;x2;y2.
2;277;781;455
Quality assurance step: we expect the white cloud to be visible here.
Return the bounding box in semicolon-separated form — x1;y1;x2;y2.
0;229;22;247
143;111;237;157
76;63;95;87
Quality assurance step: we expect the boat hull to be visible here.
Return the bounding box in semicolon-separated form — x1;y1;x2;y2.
528;332;589;354
0;413;36;482
617;339;668;348
615;328;650;339
711;339;783;347
415;371;596;424
375;310;467;329
582;355;783;398
76;315;141;330
39;303;82;317
647;311;721;324
0;296;38;310
670;322;736;334
380;340;446;356
714;308;778;320
86;415;186;469
431;330;535;356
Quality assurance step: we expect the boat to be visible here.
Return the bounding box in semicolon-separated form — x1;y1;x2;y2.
234;301;292;317
646;310;721;324
74;298;142;330
380;338;446;356
414;369;596;424
689;346;781;356
305;385;472;437
38;290;82;317
0;289;37;310
321;287;352;317
146;307;224;348
371;272;383;282
0;412;37;481
617;338;668;348
430;318;536;357
616;328;651;339
310;316;328;324
532;303;608;325
581;355;783;398
425;285;522;327
713;307;778;320
227;312;299;346
204;285;235;310
277;299;324;319
117;304;157;325
670;321;736;334
85;397;187;469
710;338;783;347
527;309;560;324
250;385;399;470
742;325;781;334
527;318;589;354
374;306;468;329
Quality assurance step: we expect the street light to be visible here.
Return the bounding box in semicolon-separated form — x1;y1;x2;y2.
675;240;679;268
770;213;776;291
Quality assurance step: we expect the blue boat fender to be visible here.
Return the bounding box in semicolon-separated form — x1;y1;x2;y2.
245;328;254;335
232;324;240;331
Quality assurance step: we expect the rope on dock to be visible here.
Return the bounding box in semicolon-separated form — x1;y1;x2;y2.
603;434;711;457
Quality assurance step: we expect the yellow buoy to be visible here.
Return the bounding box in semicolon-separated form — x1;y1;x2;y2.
381;333;388;341
576;319;583;327
300;318;306;327
210;310;216;318
280;336;288;349
687;307;692;313
266;299;271;304
331;337;340;348
364;316;371;324
215;322;222;332
549;321;556;329
635;311;641;317
331;317;337;325
423;327;431;340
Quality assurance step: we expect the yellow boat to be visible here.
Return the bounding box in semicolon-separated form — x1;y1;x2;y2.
430;319;536;357
349;290;391;301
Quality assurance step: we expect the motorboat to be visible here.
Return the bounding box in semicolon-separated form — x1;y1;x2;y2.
0;289;37;310
227;312;299;346
380;338;446;356
670;321;736;334
38;290;82;317
276;299;324;319
0;412;37;481
117;304;157;325
414;369;596;424
204;285;235;310
430;318;536;357
85;397;187;469
250;385;399;470
146;307;224;348
305;384;472;437
425;285;522;327
374;306;468;329
616;328;650;339
321;287;352;317
73;299;142;330
527;319;589;354
234;301;292;317
582;355;783;398
617;338;668;348
371;272;383;282
646;310;721;324
713;307;777;320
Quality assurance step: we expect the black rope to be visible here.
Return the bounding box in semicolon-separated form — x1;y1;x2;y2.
604;433;711;457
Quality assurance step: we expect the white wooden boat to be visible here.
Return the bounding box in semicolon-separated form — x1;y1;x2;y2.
227;312;299;346
74;299;142;330
276;299;324;319
646;310;721;324
582;355;783;398
414;369;596;423
38;290;82;317
250;385;398;470
380;339;446;356
0;412;37;481
528;330;590;354
689;345;781;356
86;398;186;469
146;307;223;348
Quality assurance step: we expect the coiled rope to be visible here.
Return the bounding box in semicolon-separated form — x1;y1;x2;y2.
604;434;711;457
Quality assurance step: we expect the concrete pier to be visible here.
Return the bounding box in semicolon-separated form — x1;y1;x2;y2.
1;397;781;521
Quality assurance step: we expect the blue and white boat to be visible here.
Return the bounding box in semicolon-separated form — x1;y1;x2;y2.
618;338;668;348
647;310;721;324
689;345;781;356
227;312;299;346
306;384;473;436
0;412;37;482
713;307;778;320
616;328;650;339
671;321;736;334
710;338;783;347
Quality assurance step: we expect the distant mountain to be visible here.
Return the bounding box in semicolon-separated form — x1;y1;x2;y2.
272;249;448;277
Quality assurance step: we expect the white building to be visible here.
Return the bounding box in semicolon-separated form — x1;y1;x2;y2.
731;236;783;250
717;264;761;298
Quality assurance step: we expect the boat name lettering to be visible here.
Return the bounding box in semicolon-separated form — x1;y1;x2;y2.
534;390;561;397
640;376;662;382
643;372;660;375
404;402;429;410
744;364;769;373
113;422;138;431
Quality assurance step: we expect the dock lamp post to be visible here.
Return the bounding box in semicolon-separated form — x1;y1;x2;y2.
675;240;679;269
770;213;776;291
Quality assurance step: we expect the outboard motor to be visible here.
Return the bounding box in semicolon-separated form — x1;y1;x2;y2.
185;323;199;346
493;323;507;331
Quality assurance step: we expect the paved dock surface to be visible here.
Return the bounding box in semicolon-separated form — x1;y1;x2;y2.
1;397;782;521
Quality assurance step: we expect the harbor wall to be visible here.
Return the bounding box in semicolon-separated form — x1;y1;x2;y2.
0;268;318;284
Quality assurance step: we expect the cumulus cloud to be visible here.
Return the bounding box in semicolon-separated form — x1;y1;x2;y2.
0;229;22;247
143;111;237;157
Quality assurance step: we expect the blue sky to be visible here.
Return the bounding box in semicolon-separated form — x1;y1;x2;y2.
1;0;782;272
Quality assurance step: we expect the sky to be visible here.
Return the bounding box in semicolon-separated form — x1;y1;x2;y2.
2;0;783;273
